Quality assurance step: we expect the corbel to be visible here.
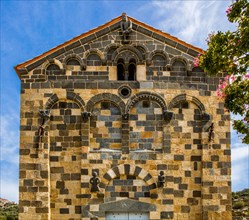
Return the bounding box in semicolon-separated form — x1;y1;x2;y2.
81;111;91;123
163;110;174;122
122;113;129;120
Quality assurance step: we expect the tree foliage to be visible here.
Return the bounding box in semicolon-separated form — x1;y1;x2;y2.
197;0;249;143
0;203;18;220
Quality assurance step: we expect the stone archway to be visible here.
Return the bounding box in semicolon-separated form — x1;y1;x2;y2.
101;164;157;193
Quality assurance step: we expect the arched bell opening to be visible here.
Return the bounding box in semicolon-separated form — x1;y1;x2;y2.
128;58;136;81
117;58;125;80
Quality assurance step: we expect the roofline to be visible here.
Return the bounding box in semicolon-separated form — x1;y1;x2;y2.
128;16;205;54
14;14;205;77
14;15;122;75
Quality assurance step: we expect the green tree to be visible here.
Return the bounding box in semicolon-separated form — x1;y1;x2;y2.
196;0;249;143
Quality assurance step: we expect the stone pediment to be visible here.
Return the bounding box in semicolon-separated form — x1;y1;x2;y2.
14;13;204;77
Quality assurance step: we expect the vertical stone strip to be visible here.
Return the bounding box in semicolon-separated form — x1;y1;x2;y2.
122;114;129;154
201;103;232;220
81;109;91;205
19;94;51;220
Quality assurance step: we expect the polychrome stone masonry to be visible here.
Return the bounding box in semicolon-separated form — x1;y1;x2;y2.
15;13;232;220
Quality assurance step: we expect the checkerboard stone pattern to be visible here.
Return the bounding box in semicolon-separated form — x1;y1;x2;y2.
90;101;122;150
105;175;151;200
170;101;203;219
129;100;163;151
49;101;82;219
17;16;232;220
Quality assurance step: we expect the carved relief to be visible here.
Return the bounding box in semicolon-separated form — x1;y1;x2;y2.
157;171;165;188
38;109;50;140
81;111;91;122
120;12;132;44
90;172;100;192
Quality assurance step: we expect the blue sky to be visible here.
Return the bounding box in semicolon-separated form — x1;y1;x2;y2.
0;0;248;202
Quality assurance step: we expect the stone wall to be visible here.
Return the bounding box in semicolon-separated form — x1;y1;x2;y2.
18;18;231;220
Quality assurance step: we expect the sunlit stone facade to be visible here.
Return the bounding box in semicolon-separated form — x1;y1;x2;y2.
15;14;232;220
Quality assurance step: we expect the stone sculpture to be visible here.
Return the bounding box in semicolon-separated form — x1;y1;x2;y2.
120;12;132;43
38;109;50;140
157;171;165;187
90;172;100;192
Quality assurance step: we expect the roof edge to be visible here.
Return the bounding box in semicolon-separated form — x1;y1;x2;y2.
128;16;205;54
15;14;205;78
14;15;122;76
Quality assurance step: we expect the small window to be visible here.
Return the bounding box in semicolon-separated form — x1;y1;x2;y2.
172;61;186;71
120;88;130;97
119;86;131;98
87;54;101;66
117;58;136;81
152;54;167;67
67;58;80;66
128;62;136;81
128;58;136;81
46;64;60;70
117;59;125;80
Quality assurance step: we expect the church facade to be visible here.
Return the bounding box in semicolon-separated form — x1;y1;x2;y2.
15;14;232;220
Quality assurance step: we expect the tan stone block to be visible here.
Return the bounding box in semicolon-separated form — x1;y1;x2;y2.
138;114;146;120
86;66;97;71
136;65;146;81
101;109;111;116
129;143;139;150
102;133;109;138
162;71;170;76
134;126;144;132
133;180;145;186
90;204;99;212
150;211;160;219
129;165;136;175
176;213;189;220
141;132;152;138
138;169;148;179
154;108;162;114
107;169;116;179
112;121;121;127
96;121;104;127
109;66;117;80
109;143;121;149
153;143;162;148
130;106;139;115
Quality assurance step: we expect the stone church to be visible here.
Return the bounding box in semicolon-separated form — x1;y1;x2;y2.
15;13;232;220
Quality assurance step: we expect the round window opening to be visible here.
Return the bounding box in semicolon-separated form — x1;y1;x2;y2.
119;86;131;98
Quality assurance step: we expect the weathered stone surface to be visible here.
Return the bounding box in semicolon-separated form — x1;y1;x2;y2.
17;14;231;220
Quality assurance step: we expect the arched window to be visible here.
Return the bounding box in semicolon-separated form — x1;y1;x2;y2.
87;54;101;66
117;58;136;81
128;58;136;81
46;64;60;71
152;54;167;67
117;59;125;80
172;61;186;71
66;58;80;66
